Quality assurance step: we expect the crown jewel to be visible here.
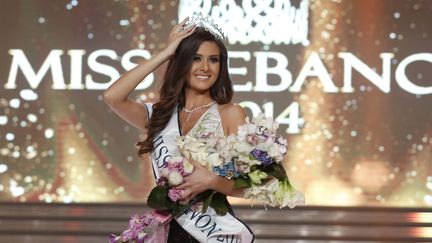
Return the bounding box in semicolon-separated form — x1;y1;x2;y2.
181;13;225;42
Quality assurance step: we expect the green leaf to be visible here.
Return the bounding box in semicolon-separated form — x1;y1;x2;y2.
234;176;251;189
202;191;215;213
171;203;188;216
250;164;259;171
147;186;172;210
210;193;229;215
170;190;213;217
265;163;287;181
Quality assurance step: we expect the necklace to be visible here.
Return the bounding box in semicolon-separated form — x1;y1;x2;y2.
182;101;216;122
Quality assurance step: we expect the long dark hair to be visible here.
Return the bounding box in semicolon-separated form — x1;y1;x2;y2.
136;28;233;156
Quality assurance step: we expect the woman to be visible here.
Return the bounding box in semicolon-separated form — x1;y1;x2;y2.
103;16;254;242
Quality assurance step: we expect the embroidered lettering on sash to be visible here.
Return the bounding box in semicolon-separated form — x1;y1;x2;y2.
216;235;240;243
153;135;171;168
185;209;236;238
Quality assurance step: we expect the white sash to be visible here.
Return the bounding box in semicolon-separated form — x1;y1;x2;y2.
144;103;254;243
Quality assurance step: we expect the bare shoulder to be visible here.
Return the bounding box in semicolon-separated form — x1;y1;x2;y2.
219;103;247;135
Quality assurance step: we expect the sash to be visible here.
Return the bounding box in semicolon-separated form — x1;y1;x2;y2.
144;103;255;243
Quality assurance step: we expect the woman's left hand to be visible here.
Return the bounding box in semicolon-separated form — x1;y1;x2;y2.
176;159;216;202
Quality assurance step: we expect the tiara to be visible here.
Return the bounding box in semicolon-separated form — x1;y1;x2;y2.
180;13;225;42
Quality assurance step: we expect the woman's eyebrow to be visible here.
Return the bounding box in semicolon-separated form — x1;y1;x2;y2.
195;53;220;57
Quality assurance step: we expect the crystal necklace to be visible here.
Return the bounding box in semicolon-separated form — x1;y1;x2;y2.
182;101;216;122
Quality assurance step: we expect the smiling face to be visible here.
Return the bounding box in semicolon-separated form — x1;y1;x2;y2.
185;41;221;94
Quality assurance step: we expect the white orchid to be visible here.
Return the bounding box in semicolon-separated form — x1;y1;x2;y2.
273;178;305;209
252;113;279;131
244;179;280;205
235;140;254;154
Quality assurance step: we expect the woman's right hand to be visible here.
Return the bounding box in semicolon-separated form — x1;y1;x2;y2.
103;18;196;133
162;17;196;57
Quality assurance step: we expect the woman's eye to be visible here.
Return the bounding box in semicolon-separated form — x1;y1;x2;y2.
210;57;220;63
193;56;201;62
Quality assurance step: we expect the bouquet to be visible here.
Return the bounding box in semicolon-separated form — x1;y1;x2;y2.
109;157;196;243
110;114;304;241
108;210;171;243
177;113;305;211
146;156;206;215
233;113;305;208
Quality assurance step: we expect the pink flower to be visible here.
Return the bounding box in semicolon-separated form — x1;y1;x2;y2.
246;134;258;145
168;188;183;202
166;159;191;177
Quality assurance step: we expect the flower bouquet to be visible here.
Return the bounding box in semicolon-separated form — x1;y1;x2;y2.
110;114;304;241
108;210;171;243
233;113;305;208
145;156;212;215
109;156;197;243
176;113;305;211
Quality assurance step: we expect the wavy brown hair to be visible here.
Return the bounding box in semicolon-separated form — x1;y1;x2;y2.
136;28;233;156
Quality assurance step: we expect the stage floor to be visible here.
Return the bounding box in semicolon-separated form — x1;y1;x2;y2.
0;202;431;242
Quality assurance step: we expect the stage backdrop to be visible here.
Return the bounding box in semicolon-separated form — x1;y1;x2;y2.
0;0;431;207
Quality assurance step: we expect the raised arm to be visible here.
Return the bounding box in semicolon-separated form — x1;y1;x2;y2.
103;18;196;132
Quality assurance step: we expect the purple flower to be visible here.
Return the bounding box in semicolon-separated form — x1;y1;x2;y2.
108;234;120;243
110;212;157;242
251;149;272;166
168;188;183;202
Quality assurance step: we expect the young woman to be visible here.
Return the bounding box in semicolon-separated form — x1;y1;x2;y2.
103;17;254;242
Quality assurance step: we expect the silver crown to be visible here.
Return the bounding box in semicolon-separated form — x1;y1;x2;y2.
180;13;225;42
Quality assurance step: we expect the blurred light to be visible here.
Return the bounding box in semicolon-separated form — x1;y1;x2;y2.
27;114;37;123
0;164;8;173
9;98;20;108
68;147;76;154
410;227;432;238
5;133;15;141
119;19;130;26
20;89;38;101
38;17;46;24
424;195;432;204
351;160;389;192
0;116;7;125
44;128;54;139
9;180;25;197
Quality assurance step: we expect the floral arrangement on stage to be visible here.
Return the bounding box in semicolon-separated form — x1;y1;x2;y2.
109;114;304;241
